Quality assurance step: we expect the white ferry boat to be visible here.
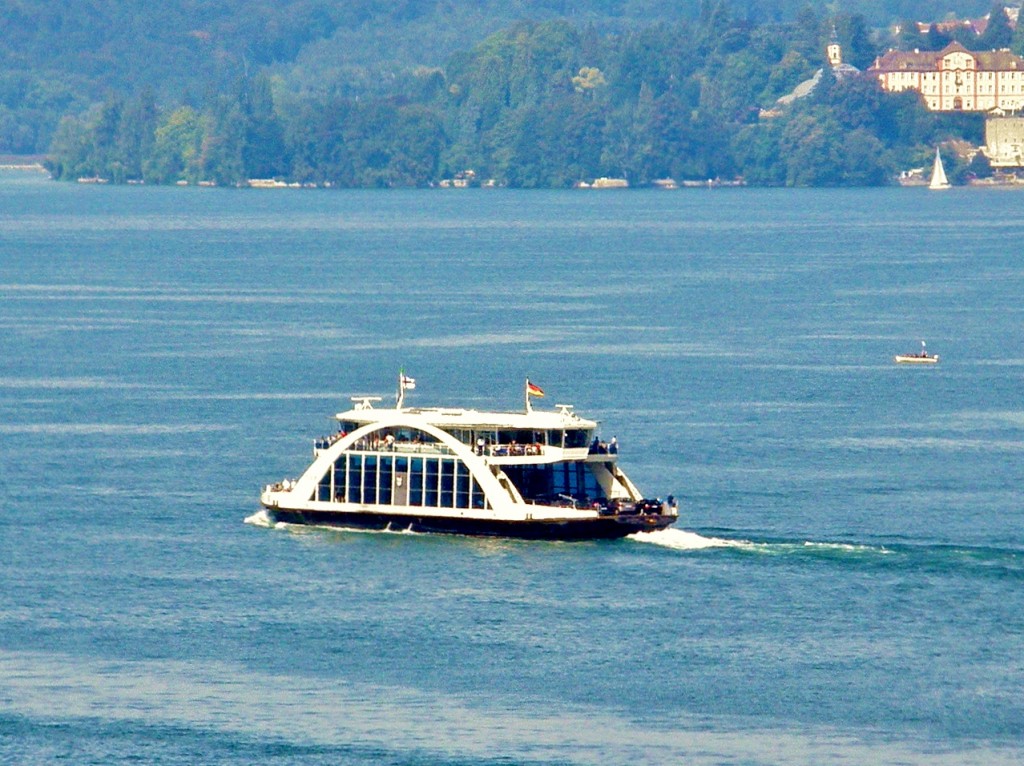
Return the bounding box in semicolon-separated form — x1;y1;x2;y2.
260;377;679;540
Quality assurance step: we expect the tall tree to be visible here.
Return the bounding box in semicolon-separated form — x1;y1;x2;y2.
978;4;1013;50
237;75;287;179
1013;12;1024;56
145;106;204;183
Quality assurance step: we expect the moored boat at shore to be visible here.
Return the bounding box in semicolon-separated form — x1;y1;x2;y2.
259;377;678;540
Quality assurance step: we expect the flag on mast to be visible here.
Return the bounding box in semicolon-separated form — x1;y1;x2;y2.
397;369;416;408
525;378;544;412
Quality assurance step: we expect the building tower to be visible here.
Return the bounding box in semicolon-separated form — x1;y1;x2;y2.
827;25;842;67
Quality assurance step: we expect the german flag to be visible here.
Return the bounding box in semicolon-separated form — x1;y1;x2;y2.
526;380;545;398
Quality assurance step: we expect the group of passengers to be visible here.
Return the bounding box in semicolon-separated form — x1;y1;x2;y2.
589;435;618;455
317;429;433;453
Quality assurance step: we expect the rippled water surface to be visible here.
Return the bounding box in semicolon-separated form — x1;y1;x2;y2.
1;172;1023;764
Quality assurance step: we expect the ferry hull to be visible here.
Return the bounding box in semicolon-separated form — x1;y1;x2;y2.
894;355;938;364
263;505;674;541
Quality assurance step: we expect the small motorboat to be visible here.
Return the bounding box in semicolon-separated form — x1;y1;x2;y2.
895;340;939;364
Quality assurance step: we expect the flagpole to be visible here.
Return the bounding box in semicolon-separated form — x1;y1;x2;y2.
397;368;405;410
525;378;532;414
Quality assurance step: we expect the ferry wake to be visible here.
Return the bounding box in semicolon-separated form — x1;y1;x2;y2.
259;376;679;541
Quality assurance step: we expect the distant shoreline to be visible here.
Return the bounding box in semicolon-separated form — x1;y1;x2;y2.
4;165;1023;189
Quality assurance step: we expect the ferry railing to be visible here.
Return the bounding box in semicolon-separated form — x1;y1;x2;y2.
315;437;456;456
485;443;544;458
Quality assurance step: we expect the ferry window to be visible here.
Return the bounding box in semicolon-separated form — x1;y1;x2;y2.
547;430;562;447
318;468;332;502
583;465;601;498
424;458;439;506
332;456;347;502
566;464;580;494
394;427;437;446
379;457;393;505
471;476;486;509
347;454;362;503
541;462;605;502
565;429;588;448
440;459;455;507
362;455;378;505
456;463;470;508
410;458;423;505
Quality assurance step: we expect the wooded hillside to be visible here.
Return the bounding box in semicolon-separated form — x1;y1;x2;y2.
8;0;1017;185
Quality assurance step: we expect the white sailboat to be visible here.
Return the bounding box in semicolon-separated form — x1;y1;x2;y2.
929;147;951;190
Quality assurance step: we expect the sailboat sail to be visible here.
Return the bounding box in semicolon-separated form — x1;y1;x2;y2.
929;147;950;190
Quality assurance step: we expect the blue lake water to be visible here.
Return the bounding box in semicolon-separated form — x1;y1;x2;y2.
1;171;1022;764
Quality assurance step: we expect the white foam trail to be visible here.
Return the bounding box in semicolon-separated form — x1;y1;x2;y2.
243;510;274;528
800;541;884;554
629;530;893;558
244;512;427;537
628;527;751;550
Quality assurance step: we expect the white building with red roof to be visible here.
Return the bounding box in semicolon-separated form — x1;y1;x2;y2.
869;42;1024;112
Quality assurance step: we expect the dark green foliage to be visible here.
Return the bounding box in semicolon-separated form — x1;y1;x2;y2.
896;19;927;51
977;4;1013;50
926;24;953;51
835;14;877;70
41;5;996;187
1014;15;1024;57
967;150;993;179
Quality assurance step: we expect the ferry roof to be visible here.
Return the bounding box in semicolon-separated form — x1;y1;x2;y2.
335;403;598;430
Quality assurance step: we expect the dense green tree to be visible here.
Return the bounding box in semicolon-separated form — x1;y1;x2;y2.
835;14;876;70
897;18;927;51
46;116;92;179
145;106;204;183
978;4;1013;50
1013;13;1024;56
838;128;889;185
116;91;158;181
731;121;787;184
791;5;824;64
967;150;993;179
237;76;287;179
926;24;952;51
201;97;247;184
764;50;815;103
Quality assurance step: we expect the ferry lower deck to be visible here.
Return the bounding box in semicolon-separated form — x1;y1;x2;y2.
264;505;674;540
